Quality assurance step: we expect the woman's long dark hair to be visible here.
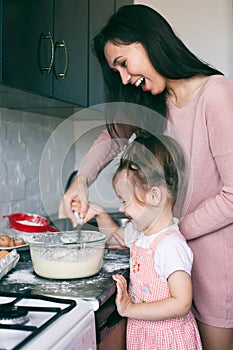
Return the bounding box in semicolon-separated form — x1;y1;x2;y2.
93;4;223;138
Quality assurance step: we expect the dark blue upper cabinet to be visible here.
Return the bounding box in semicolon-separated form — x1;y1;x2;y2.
2;0;133;107
2;0;88;106
2;1;54;97
53;0;88;106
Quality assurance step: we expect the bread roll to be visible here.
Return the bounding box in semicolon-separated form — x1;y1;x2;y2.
14;238;26;246
0;234;26;247
0;235;11;247
0;250;9;259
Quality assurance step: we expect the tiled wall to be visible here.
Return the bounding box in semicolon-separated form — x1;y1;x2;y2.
0;106;121;231
0;107;75;229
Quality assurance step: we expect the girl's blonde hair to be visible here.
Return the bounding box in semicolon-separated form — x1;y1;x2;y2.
113;133;185;208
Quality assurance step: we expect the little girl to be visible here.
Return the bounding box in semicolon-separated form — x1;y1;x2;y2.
77;133;202;350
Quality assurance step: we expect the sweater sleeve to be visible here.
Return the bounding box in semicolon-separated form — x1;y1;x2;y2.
79;129;128;186
180;78;233;239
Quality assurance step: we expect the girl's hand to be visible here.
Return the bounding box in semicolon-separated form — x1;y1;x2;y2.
112;274;132;317
80;202;105;223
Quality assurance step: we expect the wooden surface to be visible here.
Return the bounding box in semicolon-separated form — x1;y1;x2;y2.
97;317;127;350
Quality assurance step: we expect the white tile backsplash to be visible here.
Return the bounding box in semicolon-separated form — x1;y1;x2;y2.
0;106;120;230
0;107;76;229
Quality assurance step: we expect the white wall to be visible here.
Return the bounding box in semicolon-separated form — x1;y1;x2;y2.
0;107;75;228
0;104;119;229
135;0;233;79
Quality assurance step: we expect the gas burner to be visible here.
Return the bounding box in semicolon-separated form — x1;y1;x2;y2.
0;305;29;325
0;291;96;350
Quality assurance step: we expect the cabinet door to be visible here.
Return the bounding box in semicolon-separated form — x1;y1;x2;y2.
89;0;115;107
0;0;2;81
115;0;133;10
2;0;53;96
53;0;88;106
88;0;134;107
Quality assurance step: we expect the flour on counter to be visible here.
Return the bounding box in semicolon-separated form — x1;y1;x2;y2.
0;249;130;301
6;269;37;284
104;262;129;273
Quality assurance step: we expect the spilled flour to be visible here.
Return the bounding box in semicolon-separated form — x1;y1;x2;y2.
6;268;37;284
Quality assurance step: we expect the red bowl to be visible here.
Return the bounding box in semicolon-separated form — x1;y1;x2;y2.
3;213;51;233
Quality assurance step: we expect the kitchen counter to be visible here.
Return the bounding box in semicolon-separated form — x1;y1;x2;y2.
0;248;130;310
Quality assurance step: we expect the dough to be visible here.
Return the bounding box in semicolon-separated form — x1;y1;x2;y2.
0;234;26;247
0;250;9;259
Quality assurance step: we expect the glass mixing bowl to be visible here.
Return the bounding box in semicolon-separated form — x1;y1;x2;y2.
29;230;106;279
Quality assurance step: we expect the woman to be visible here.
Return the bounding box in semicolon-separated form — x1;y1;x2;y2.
59;5;233;349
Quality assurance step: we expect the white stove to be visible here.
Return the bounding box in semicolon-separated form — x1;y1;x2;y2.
0;291;96;350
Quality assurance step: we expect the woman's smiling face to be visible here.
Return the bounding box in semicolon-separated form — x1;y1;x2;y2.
104;41;167;95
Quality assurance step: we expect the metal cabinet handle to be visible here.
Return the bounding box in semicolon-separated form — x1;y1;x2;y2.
38;32;54;74
54;40;68;79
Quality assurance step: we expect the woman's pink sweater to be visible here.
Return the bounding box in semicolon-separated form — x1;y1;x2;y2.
79;75;233;327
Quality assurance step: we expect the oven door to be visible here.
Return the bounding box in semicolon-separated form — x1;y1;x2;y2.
23;298;97;350
52;310;96;350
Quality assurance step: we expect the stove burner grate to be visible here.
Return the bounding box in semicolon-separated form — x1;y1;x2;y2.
0;290;77;350
0;305;29;325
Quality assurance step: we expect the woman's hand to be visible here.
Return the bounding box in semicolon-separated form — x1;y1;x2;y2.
112;274;132;317
58;174;88;227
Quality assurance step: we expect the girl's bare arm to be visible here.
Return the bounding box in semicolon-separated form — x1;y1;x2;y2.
113;270;192;321
82;202;125;247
